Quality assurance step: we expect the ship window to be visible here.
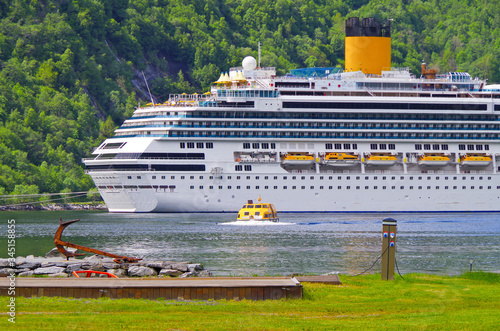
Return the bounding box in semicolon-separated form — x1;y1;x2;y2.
344;143;351;149
236;186;240;189
190;186;194;189
441;144;448;150
485;144;489;150
418;186;422;190
338;176;342;180
320;176;324;180
209;186;213;189
199;186;203;189
335;143;342;149
255;186;259;189
265;186;268;189
476;145;483;150
283;176;287;180
152;176;156;179
274;186;278;189
388;144;395;150
243;143;250;149
246;186;251;189
262;143;269;149
180;142;185;149
187;142;195;148
246;176;251;180
326;143;332;149
459;144;466;150
382;186;386;190
409;186;413;189
228;186;232;189
244;165;252;171
424;144;431;150
137;176;141;179
467;144;474;150
370;144;378;150
206;142;213;148
433;144;440;150
271;143;276;149
127;176;132;179
337;186;341;189
252;143;260;149
199;176;203;179
379;144;386;150
415;144;422;150
320;186;324;189
453;186;457;189
255;176;260;180
274;176;278;180
283;186;287;189
346;186;350;190
292;176;296;180
365;186;369;189
190;176;195;179
356;186;360;190
310;186;314;189
374;186;378;189
197;142;204;148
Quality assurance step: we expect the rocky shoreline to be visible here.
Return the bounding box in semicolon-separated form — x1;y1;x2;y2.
1;248;212;278
1;203;107;211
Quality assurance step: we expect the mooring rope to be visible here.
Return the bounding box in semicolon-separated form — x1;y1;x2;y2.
0;193;91;208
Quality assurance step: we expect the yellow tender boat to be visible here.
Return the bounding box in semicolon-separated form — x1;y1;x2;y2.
324;152;360;167
281;152;315;165
460;154;492;167
418;154;451;167
237;196;279;222
365;153;397;166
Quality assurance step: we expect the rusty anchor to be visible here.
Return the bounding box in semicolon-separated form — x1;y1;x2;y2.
54;218;142;263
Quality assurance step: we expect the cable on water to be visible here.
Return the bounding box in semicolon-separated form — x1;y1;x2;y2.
350;246;389;277
395;257;405;280
0;193;90;208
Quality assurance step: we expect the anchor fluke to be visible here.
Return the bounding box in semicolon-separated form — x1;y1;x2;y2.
53;218;142;263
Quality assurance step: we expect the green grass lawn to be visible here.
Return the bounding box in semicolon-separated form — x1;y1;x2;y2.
3;272;499;330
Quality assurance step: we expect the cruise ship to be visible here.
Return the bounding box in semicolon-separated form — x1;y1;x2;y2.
84;17;500;213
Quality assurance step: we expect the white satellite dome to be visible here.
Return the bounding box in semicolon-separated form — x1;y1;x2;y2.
242;56;257;71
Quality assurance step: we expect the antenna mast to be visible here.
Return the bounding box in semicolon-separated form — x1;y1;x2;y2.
258;41;261;68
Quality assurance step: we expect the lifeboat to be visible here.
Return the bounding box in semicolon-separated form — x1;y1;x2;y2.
324;152;360;167
281;152;315;165
364;153;397;166
418;154;451;167
237;196;279;222
460;154;492;167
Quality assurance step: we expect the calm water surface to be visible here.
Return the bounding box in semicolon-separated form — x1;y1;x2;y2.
1;211;499;276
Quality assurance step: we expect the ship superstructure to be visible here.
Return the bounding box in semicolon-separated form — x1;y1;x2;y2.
84;18;500;212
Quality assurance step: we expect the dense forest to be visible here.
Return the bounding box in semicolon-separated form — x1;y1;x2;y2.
0;0;499;202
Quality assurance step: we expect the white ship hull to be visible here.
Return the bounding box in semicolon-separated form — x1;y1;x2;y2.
93;171;500;213
86;139;500;213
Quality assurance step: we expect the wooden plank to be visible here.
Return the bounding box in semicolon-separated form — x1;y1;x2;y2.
4;277;302;301
226;288;233;300
295;275;341;285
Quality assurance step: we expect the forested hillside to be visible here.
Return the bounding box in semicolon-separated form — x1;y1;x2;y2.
1;0;499;201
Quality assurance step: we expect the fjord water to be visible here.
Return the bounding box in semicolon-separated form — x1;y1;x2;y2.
2;211;499;276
